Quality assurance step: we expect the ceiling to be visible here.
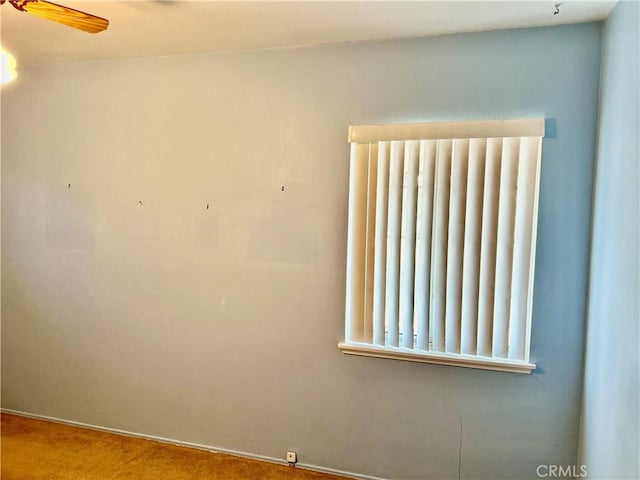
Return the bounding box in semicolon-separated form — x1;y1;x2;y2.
1;1;616;66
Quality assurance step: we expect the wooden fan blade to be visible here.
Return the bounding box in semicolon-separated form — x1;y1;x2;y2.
10;0;109;33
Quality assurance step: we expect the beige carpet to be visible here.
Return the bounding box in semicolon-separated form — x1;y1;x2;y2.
1;413;348;480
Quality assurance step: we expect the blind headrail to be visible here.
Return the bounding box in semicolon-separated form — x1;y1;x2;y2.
349;118;545;143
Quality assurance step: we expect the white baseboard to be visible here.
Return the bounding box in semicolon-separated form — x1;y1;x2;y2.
1;408;388;480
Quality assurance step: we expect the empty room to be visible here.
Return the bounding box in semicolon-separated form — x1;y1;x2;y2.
0;1;638;479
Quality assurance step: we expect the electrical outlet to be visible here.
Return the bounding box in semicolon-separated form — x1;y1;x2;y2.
286;451;297;464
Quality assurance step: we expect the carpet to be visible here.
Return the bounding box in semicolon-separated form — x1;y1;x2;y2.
1;413;348;480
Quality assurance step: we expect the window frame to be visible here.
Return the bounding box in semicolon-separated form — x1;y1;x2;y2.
340;118;545;374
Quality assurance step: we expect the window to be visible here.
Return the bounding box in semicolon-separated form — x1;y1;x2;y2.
339;119;544;374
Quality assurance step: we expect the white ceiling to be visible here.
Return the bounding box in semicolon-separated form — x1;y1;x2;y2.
1;0;616;66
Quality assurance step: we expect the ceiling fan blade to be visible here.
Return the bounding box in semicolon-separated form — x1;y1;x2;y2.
10;0;109;33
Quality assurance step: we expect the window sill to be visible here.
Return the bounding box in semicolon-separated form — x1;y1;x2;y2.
338;342;536;374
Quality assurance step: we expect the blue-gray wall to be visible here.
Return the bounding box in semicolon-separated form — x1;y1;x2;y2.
2;23;602;479
580;2;640;478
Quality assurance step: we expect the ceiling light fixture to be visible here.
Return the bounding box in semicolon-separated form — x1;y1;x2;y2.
0;47;17;85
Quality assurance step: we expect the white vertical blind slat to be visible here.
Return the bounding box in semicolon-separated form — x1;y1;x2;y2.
445;139;469;354
414;140;437;350
460;138;487;355
345;143;370;343
492;137;520;358
399;141;420;349
525;137;543;361
508;137;539;360
429;139;452;352
372;142;390;346
477;138;502;356
385;141;405;347
363;143;379;344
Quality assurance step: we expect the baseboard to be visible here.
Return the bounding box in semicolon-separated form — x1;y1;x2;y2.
1;408;388;480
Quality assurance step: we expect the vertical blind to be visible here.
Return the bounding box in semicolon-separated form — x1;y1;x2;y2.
340;119;544;374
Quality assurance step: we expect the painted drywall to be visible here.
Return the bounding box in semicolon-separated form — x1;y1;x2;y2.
579;2;640;478
1;23;602;479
